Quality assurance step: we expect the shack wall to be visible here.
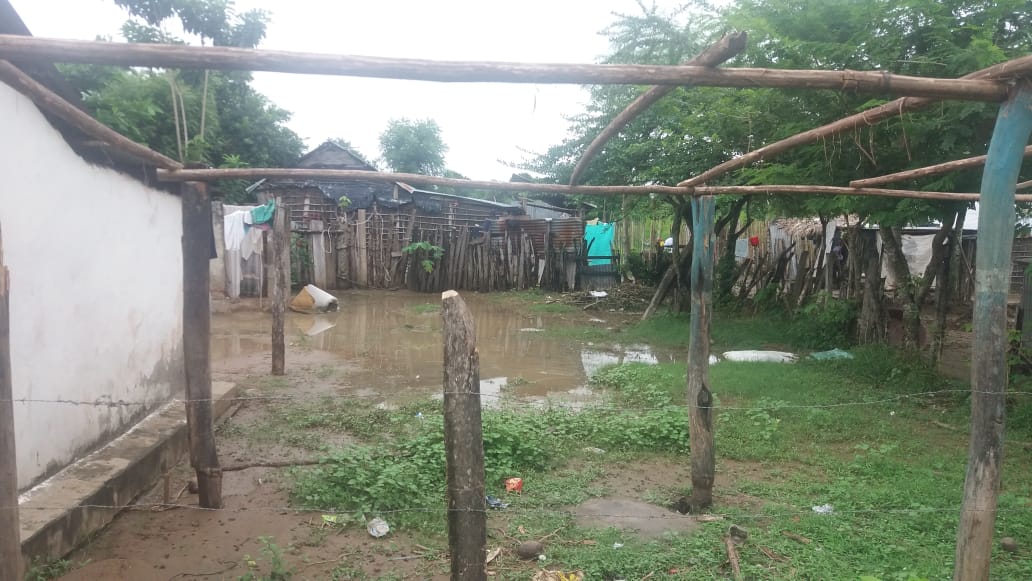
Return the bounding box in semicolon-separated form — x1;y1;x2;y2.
0;81;185;490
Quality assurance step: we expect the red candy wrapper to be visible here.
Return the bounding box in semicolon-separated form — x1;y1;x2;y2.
505;477;523;494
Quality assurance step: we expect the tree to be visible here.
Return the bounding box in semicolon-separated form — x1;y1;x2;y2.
63;1;305;200
379;118;448;176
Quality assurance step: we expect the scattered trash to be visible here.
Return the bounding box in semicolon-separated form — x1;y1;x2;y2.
538;555;547;562
811;503;834;515
520;328;545;332
809;348;853;361
589;291;608;298
486;547;502;564
612;542;624;549
588;318;607;324
708;354;720;365
486;495;510;509
517;540;545;560
723;350;798;363
505;477;524;494
415;412;424;421
289;284;339;313
582;447;606;455
367;517;390;538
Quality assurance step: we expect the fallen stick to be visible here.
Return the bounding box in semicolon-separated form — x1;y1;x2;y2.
222;459;323;472
931;420;1032;449
781;530;811;544
724;535;743;580
759;545;789;562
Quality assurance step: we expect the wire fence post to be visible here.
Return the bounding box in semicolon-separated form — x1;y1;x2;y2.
0;222;23;580
441;290;487;581
954;84;1032;580
688;195;716;512
271;199;289;376
181;181;223;508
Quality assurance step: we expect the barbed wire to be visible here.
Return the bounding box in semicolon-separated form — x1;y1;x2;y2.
7;501;1032;521
3;388;1028;413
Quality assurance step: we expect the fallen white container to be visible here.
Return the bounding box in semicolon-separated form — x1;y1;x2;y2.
722;350;797;363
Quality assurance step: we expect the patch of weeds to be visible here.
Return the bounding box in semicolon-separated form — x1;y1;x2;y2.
330;563;367;580
409;303;440;314
529;302;574;313
505;376;529;387
237;537;294;580
24;557;78;581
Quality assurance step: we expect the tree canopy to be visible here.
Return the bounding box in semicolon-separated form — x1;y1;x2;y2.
378;118;449;176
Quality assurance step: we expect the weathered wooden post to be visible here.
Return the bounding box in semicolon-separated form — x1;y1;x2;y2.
271;199;289;375
441;290;487;581
0;223;23;580
181;181;223;508
687;195;715;511
954;84;1032;581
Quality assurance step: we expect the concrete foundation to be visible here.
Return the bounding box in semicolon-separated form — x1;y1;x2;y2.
18;381;239;563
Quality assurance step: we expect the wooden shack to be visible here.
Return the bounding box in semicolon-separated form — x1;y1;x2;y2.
253;141;586;293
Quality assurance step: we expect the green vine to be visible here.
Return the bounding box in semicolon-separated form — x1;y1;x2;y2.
402;241;445;273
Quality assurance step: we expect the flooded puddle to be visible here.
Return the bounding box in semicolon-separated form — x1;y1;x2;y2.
212;290;683;408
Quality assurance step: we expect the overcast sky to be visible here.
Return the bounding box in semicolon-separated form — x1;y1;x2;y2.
10;0;687;181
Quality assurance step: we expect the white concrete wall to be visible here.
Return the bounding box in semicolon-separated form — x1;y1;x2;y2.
0;82;184;489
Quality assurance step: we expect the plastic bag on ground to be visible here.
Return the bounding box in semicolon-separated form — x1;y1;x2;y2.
290;284;339;313
722;350;797;363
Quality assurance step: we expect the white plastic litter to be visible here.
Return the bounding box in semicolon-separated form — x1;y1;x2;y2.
519;328;544;332
367;517;390;537
590;291;608;298
708;354;720;365
722;350;798;363
812;504;834;515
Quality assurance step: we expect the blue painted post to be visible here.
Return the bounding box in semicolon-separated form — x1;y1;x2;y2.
687;196;716;511
955;84;1032;581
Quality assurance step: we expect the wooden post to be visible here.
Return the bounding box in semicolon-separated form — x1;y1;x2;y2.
954;84;1032;581
181;181;222;509
0;223;22;580
1021;265;1032;350
687;196;716;512
356;209;369;287
271;200;289;376
441;290;487;581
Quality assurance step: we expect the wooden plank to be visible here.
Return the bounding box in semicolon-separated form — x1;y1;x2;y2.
0;60;182;169
954;85;1032;581
356;209;369;287
441;290;487;581
687;196;716;512
0;222;22;580
692;184;1032;202
180;181;222;509
569;32;747;185
0;35;1016;100
270;201;288;376
850;145;1032;188
678;57;1032;188
1017;179;1032;192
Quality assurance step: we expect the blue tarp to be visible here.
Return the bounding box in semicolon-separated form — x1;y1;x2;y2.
585;223;614;266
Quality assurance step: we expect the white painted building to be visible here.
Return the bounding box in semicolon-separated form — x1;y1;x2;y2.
0;79;185;490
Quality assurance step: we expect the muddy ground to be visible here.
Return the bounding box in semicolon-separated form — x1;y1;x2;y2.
58;291;697;580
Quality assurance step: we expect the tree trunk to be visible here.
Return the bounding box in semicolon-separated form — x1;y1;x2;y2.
857;231;885;344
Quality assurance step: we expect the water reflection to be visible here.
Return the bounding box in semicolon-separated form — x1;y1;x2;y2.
211;291;683;407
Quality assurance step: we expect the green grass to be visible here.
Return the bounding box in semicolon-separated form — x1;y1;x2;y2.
409;303;440;314
527;302;575;314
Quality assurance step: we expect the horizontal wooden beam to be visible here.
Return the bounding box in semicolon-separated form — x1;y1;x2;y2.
0;35;1012;101
679;55;1032;188
0;60;182;170
569;32;748;187
155;168;693;195
692;184;1032;202
156;167;1032;202
850;145;1032;188
1018;179;1032;192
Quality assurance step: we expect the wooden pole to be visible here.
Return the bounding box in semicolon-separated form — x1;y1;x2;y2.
850;145;1032;188
954;84;1032;581
0;34;1017;101
441;290;487;581
1017;179;1032;192
690;184;1032;202
687;196;716;511
181;181;222;509
678;57;1032;188
271;200;288;376
0;60;182;169
569;32;747;185
0;223;23;581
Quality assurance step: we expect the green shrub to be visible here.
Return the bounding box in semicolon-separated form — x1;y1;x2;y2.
787;294;858;349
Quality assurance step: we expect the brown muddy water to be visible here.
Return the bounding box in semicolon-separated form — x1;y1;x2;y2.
212;290;683;408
